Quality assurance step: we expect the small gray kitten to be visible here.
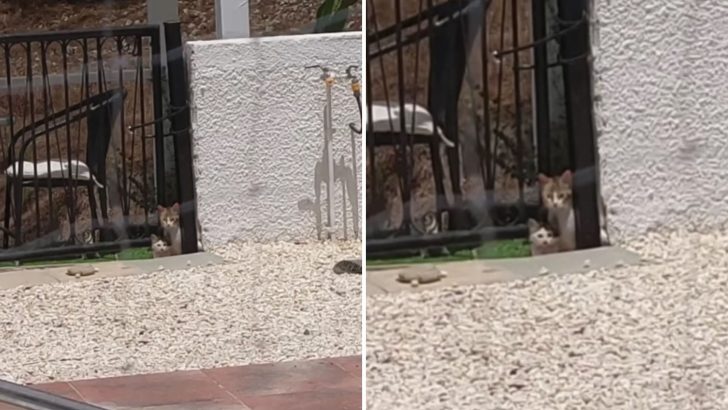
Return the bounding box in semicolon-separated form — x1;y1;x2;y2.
150;234;176;258
528;218;560;256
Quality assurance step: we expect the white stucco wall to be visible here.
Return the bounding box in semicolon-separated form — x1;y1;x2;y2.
593;0;728;241
187;33;362;246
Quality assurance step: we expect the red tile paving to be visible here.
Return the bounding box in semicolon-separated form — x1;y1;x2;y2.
330;355;362;379
239;390;361;410
33;382;85;402
202;358;356;397
71;369;243;408
0;356;361;410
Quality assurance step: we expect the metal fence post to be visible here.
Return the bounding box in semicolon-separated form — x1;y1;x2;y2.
532;0;551;177
148;0;180;205
163;22;198;254
557;0;601;249
150;29;167;207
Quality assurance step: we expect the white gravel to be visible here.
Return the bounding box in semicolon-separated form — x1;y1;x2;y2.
0;240;361;384
367;230;728;409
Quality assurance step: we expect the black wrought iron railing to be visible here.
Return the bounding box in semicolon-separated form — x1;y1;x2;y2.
366;0;601;258
0;23;198;261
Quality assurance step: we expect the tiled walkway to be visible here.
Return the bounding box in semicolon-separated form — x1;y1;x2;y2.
0;356;361;410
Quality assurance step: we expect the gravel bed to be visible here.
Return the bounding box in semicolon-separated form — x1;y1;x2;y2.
0;240;361;384
367;230;728;409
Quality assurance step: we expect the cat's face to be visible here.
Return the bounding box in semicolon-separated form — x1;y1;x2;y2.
528;219;556;247
158;203;180;228
539;170;572;210
150;234;168;252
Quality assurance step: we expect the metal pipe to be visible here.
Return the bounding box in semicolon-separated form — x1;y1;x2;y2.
0;239;149;263
350;127;359;239
151;27;167;207
325;78;335;239
0;70;153;93
0;379;107;410
366;0;488;46
394;0;412;234
0;25;161;44
532;0;551;177
557;0;600;249
367;225;527;256
306;65;337;239
165;22;199;254
510;0;526;221
346;65;361;239
365;0;379;222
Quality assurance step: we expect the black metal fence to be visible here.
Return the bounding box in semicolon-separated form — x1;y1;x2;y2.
366;0;600;257
0;23;197;261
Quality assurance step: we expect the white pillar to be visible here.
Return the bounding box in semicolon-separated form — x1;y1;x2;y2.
215;0;251;39
147;0;180;67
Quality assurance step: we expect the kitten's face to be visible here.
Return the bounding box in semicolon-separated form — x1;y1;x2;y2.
528;220;556;247
150;234;168;252
539;170;572;210
158;203;180;228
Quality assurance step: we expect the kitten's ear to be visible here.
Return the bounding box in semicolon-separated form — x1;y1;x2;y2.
537;173;550;185
527;218;539;232
157;205;164;212
151;234;158;242
560;170;573;184
172;202;180;211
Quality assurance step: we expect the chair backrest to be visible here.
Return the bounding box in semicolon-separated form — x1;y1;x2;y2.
8;89;126;175
427;0;484;145
85;89;126;179
366;0;485;140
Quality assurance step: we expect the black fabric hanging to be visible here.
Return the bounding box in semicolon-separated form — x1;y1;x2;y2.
427;0;484;230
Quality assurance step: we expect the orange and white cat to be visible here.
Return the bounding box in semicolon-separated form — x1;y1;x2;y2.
158;203;203;255
538;170;609;252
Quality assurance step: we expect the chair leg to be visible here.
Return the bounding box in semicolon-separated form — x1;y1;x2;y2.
446;145;462;198
367;145;378;217
445;143;471;230
430;140;447;231
3;177;11;248
12;179;22;245
87;183;99;240
99;185;109;223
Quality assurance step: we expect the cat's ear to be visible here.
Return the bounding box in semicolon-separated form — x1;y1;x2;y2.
172;202;180;211
157;204;165;213
528;218;539;232
537;173;550;185
560;170;573;184
150;234;158;242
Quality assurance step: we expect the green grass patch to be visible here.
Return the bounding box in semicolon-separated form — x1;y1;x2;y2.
0;246;153;268
367;238;531;269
